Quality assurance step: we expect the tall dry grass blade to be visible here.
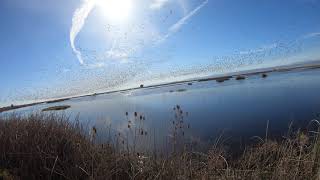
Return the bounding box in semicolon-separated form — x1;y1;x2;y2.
250;136;264;143
265;120;269;142
50;156;59;179
312;126;320;179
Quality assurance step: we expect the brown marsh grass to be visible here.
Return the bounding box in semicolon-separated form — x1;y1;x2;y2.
1;111;320;179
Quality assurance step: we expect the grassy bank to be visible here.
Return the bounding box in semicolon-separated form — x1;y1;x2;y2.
1;113;320;179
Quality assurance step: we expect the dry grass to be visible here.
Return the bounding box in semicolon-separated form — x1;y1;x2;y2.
1;113;320;179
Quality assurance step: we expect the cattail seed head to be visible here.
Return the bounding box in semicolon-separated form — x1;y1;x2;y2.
92;126;97;134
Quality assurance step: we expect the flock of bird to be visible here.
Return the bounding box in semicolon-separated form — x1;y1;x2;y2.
3;8;316;105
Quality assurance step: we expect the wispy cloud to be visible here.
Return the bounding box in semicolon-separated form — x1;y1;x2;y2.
160;0;208;42
106;49;129;59
169;0;208;32
150;0;170;10
239;43;278;55
70;0;95;65
83;62;105;69
104;40;129;60
70;0;207;65
302;32;320;39
239;31;320;56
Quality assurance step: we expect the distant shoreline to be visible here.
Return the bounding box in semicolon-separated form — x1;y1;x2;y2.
1;62;320;113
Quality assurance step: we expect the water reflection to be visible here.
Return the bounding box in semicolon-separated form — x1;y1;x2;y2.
6;69;320;149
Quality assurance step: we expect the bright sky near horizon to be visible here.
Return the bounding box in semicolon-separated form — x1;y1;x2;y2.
1;0;320;106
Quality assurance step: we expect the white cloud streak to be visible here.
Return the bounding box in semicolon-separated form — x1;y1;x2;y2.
70;0;207;65
302;32;320;39
239;43;278;55
70;0;95;65
177;0;188;15
160;0;208;42
150;0;170;10
169;0;208;32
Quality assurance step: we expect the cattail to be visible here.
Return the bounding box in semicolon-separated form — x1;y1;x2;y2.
125;112;128;116
180;110;183;114
141;130;144;135
128;124;131;128
90;126;97;142
134;112;138;117
176;105;180;110
145;131;147;136
122;140;124;144
299;133;308;146
92;126;97;134
140;115;142;120
188;124;190;128
182;131;185;136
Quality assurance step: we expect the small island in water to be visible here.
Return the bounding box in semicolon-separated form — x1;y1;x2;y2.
42;105;71;112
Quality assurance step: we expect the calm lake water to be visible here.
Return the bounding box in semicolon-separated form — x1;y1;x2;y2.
4;68;320;151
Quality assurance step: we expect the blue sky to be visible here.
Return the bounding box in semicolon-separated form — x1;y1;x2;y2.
1;0;320;106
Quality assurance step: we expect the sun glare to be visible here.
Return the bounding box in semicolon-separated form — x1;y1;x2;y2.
96;0;133;23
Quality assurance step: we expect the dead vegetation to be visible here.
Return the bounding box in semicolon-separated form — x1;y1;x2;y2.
1;112;320;179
